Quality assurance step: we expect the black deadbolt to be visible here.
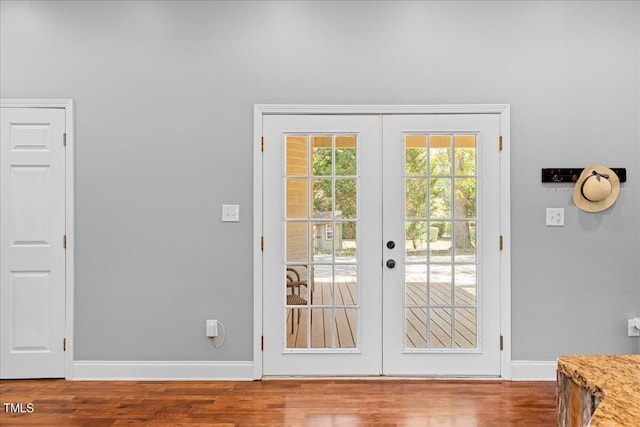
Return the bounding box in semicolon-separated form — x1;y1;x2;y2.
386;259;396;269
386;241;396;249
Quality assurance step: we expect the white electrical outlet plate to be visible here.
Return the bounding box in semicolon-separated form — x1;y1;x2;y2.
628;319;640;337
546;208;564;226
222;204;240;222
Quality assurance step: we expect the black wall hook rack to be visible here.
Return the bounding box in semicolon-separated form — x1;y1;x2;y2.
541;168;626;183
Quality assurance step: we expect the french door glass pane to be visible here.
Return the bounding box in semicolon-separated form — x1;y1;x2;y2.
430;308;453;348
311;308;332;348
312;136;332;175
405;135;427;174
335;179;357;218
286;222;308;263
335;135;357;175
284;134;359;350
286;135;308;176
429;135;452;174
338;222;357;260
286;179;307;219
430;264;452;306
429;221;452;263
454;221;477;260
454;134;476;175
455;308;477;349
406;179;427;218
286;308;308;349
312;179;333;215
336;264;357;304
405;264;427;305
405;221;427;258
455;264;477;305
406;308;427;348
454;178;476;218
311;265;332;307
429;178;451;218
336;308;357;348
404;134;479;351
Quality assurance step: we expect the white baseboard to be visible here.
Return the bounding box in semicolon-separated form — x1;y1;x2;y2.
510;360;557;381
71;360;556;381
72;360;254;381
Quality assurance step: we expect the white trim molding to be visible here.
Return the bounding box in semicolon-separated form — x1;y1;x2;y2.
1;99;75;380
255;104;511;115
254;104;512;379
253;106;264;380
498;106;512;380
72;361;254;381
510;361;558;381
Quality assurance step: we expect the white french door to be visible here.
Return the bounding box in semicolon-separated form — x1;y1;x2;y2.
382;114;501;376
263;115;382;375
261;110;504;377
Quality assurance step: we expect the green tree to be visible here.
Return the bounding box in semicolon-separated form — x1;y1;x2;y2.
312;145;357;239
405;143;476;252
405;148;427;248
311;139;475;251
453;147;476;251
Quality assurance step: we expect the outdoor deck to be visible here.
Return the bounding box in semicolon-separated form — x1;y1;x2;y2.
286;279;477;349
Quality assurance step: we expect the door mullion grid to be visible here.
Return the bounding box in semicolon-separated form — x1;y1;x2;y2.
449;135;457;349
282;133;365;351
330;135;336;349
354;133;362;349
425;134;432;349
283;134;291;349
306;134;312;349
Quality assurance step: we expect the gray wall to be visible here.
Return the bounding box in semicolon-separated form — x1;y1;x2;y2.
1;0;638;362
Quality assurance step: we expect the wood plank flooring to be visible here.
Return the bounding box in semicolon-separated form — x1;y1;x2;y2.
0;379;557;426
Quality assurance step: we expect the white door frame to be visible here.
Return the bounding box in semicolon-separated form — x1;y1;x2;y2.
1;99;75;379
254;104;511;379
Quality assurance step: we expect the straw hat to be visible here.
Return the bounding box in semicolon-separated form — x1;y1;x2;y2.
572;164;620;212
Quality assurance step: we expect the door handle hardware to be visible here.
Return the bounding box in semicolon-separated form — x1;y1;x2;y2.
386;259;396;269
386;241;395;249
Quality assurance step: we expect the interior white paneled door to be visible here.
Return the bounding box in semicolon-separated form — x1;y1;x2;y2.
382;114;502;376
1;107;67;378
262;112;502;377
262;115;382;375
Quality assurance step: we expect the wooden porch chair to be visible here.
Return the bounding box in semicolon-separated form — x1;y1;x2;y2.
286;266;312;334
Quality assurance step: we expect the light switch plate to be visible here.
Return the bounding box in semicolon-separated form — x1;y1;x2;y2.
222;204;240;222
546;208;564;226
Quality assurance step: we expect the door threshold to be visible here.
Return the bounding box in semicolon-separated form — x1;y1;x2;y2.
262;375;503;381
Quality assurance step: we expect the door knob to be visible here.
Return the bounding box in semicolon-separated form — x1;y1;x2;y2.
386;259;396;269
386;241;395;249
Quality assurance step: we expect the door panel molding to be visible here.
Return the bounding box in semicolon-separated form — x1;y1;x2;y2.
254;105;510;379
1;99;75;379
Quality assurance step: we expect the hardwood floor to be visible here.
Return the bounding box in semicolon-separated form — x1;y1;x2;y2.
0;379;557;426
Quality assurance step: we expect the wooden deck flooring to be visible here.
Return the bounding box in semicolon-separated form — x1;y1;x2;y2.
287;279;477;350
287;278;357;349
